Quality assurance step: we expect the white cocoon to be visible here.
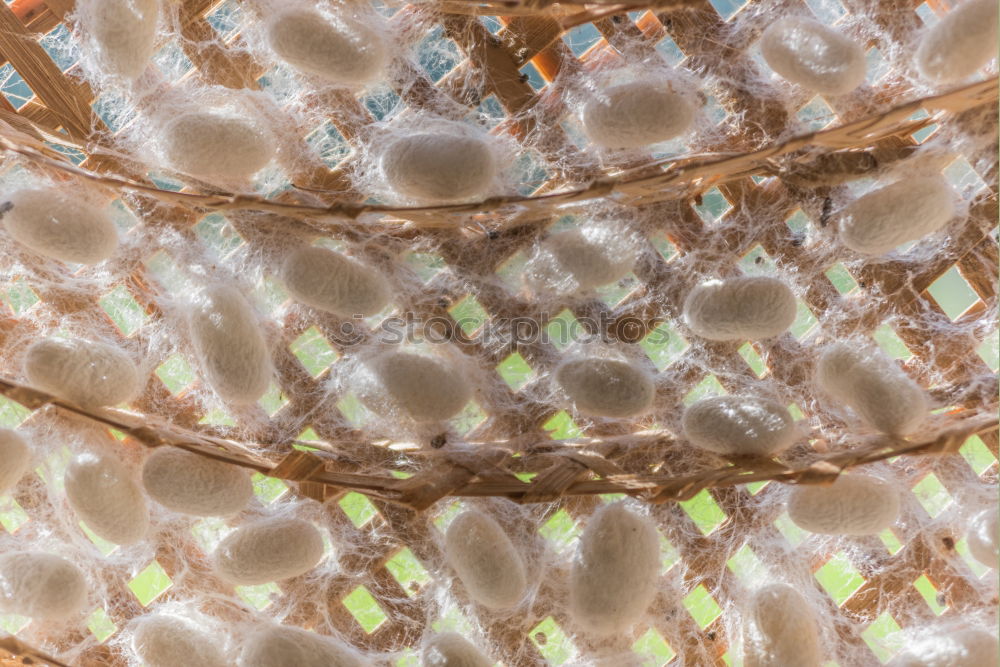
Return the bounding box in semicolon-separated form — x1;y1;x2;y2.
581;79;697;149
141;446;253;517
787;473;899;535
363;351;471;422
212;517;324;585
682;395;797;457
837;176;955;255
188;284;272;404
77;0;158;80
683;276;797;342
966;509;998;569
0;428;30;494
555;358;654;418
281;245;391;317
815;342;928;435
569;503;660;635
379;127;497;203
915;0;999;83
529;227;637;293
66;452;149;545
423;632;493;667
744;583;822;667
888;627;999;667
3;187;119;264
240;625;367;667
0;552;88;620
760;17;866;95
444;510;528;610
162;111;276;182
132;613;228;667
24;337;140;408
266;8;387;85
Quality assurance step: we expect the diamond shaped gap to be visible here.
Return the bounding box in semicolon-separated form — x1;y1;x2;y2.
825;263;858;295
386;548;431;597
739;245;777;273
873;324;912;360
861;611;904;663
539;509;581;550
129;560;172;606
738;342;767;377
927;266;979;320
195;213;243;257
912;473;951;518
449;294;489;337
797;96;836;131
259;383;289;417
0;497;29;533
496;352;534;391
693;187;731;224
913;574;946;615
4;280;39;315
596;272;640;306
682;584;723;629
543;410;583;439
342;586;387;633
252;472;288;504
290;327;338;377
640;322;688;371
943;156;988;196
726;544;764;580
99;285;148;336
634;628;676;663
87;607;117;643
530;617;573;664
814;552;864;605
404;252;446;283
155;355;196;394
545;309;584;351
679;489;727;535
339;492;378;528
451;401;488;436
790;301;818;339
237;582;280;610
683;375;726;405
959;435;997;475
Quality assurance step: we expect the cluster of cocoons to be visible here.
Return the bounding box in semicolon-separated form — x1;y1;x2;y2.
915;0;998;83
787;473;899;535
212;516;324;585
966;508;998;569
682;395;797;457
555;357;654;418
24;337;140;408
423;632;493;667
888;627;999;667
0;552;88;620
161;110;276;182
131;614;227;667
836;176;955;255
581;79;697;149
362;350;471;422
760;17;866;95
0;429;29;494
2;187;118;264
816;342;928;435
683;276;797;341
743;584;822;667
240;625;366;667
445;510;528;609
527;226;637;294
188;284;272;404
66;452;149;545
281;245;391;317
141;446;253;516
77;0;158;80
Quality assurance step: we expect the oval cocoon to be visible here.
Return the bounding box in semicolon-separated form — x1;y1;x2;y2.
240;625;366;667
78;0;158;80
24;337;140;408
213;517;324;585
555;358;654;418
142;446;253;517
132;614;227;667
162;111;275;182
837;176;955;255
582;80;697;149
423;633;492;667
967;509;998;569
683;276;797;342
0;429;29;494
445;510;527;610
66;452;149;545
365;351;471;422
743;584;821;667
0;552;88;620
816;342;928;435
569;503;660;635
537;228;636;292
281;245;391;317
916;0;998;83
788;473;899;535
266;8;387;85
188;285;272;404
682;395;796;457
888;627;999;667
760;17;866;95
3;187;118;264
380;129;496;203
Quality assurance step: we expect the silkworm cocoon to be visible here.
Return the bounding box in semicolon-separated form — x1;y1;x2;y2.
837;176;955;255
760;17;866;95
212;517;324;585
379;128;497;203
787;473;899;535
66;452;149;545
581;80;697;149
888;628;1000;667
915;0;998;83
365;351;471;422
538;228;636;291
162;111;275;182
682;395;796;457
280;245;391;317
444;510;527;610
966;509;998;569
569;503;660;635
77;0;158;80
141;446;253;517
555;358;654;418
24;337;140;408
423;633;493;667
2;187;118;264
266;8;387;85
0;429;29;494
815;342;928;435
132;614;227;667
683;276;797;342
0;552;88;620
188;285;272;404
743;584;821;667
240;625;366;667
